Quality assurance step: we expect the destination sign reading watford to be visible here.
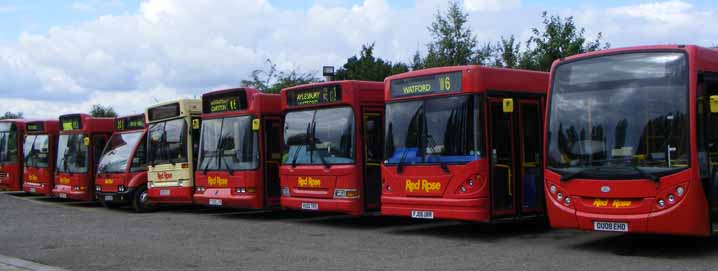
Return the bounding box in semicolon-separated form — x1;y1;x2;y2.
287;85;341;106
390;71;462;97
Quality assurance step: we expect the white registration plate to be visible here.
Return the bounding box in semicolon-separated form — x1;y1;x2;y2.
160;189;170;196
411;210;434;219
301;202;318;210
29;188;36;193
104;195;113;202
594;221;628;232
209;199;222;206
58;193;67;199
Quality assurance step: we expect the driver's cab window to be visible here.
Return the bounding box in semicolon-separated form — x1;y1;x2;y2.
131;136;147;172
93;135;107;171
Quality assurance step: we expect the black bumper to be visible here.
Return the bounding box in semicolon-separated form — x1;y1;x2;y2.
96;187;139;204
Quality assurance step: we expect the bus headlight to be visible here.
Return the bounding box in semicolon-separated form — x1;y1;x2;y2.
676;186;684;196
95;185;101;192
281;187;290;197
196;186;206;192
564;197;571;205
549;185;557;194
657;199;665;208
118;185;126;192
557;192;563;201
334;189;359;199
667;194;675;203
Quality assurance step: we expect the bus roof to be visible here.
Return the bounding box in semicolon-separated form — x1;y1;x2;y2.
58;113;114;133
201;87;281;118
280;80;383;110
384;65;548;101
25;120;59;135
550;45;718;73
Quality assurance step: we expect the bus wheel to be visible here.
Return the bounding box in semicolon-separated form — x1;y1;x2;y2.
132;185;155;213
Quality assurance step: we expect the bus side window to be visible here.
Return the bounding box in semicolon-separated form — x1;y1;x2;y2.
131;137;147;172
93;135;108;170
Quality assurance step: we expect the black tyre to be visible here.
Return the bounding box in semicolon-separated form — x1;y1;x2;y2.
132;185;155;212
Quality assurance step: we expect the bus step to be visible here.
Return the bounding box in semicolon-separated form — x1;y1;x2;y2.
713;223;718;233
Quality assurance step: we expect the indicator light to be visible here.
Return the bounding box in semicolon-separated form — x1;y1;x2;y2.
676;186;684;196
658;199;665;208
550;185;557;194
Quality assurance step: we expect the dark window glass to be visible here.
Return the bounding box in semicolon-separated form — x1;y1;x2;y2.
384;95;480;164
546;52;689;179
0;123;18;164
148;118;188;165
282;107;355;165
24;135;50;168
98;132;144;173
57;134;89;173
364;115;383;162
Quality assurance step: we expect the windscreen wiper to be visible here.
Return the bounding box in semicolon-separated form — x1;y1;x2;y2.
310;121;330;169
426;134;449;173
628;164;659;182
396;148;409;174
292;122;312;168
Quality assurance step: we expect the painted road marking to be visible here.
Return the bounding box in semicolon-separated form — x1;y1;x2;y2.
0;254;69;271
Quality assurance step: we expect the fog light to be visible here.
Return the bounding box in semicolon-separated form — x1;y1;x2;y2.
564;197;571;205
334;189;359;199
557;192;563;200
550;185;557;194
668;194;675;203
676;186;684;196
459;186;466;193
658;199;665;208
95;185;101;192
281;187;290;197
386;185;392;192
118;185;126;192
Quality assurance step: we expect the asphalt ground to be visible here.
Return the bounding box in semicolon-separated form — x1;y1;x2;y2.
0;192;716;271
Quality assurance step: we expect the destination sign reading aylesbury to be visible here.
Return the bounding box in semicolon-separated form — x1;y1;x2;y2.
287;85;341;106
390;71;462;98
60;115;82;131
203;91;248;114
26;122;44;132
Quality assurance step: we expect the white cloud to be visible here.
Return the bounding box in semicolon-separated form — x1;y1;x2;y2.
1;0;717;119
463;0;520;12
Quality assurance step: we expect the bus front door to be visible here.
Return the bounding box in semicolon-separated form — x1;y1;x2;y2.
362;112;383;212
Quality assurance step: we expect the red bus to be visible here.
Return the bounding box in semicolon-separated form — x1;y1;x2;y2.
545;45;718;236
22;120;60;196
193;88;283;209
382;66;548;222
53;114;114;201
96;114;153;211
280;81;384;216
0;119;25;191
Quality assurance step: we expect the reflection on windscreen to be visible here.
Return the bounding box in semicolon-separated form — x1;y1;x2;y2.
282;107;355;165
547;52;689;178
0;123;18;164
384;95;479;164
56;134;89;173
198;116;258;171
148;119;188;165
24;135;50;168
98;132;144;173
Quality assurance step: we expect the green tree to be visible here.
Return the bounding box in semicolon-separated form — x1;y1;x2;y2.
335;43;409;81
241;59;320;94
423;1;478;68
410;50;424;71
0;112;23;120
520;12;609;71
90;104;117;117
495;36;521;68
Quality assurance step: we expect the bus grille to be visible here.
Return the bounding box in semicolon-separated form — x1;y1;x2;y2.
0;172;7;178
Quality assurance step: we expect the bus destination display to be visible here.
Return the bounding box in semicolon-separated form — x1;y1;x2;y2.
390;71;462;98
148;103;180;121
287;85;341;106
60;115;82;131
26;122;44;132
203;91;248;114
116;115;145;130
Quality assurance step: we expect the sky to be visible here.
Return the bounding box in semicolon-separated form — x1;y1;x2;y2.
0;0;716;118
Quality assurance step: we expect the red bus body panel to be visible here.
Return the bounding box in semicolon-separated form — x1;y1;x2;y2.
381;66;548;222
280;81;384;216
0;120;25;191
23;120;59;196
544;45;718;236
52;114;114;201
95;116;148;205
193;88;282;209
